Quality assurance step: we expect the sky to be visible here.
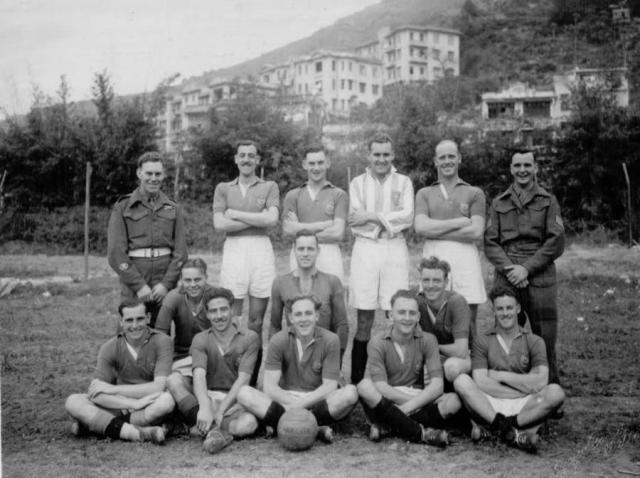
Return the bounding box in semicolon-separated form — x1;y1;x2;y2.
0;0;380;117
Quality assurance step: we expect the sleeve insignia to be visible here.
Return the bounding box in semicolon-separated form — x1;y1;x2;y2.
119;262;130;271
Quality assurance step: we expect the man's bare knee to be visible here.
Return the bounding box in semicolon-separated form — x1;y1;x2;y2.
544;384;565;408
356;379;379;406
229;413;258;437
453;373;474;396
154;392;176;414
65;394;89;414
438;393;461;417
166;372;186;393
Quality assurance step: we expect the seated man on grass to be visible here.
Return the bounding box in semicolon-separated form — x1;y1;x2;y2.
166;287;260;454
155;258;215;376
65;298;175;444
416;256;472;383
453;287;565;453
236;294;358;443
357;289;460;447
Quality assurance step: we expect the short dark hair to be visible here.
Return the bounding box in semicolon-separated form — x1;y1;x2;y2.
235;139;260;155
118;298;147;317
294;229;319;247
390;289;419;308
418;256;451;279
181;258;207;276
489;286;519;304
203;287;235;309
286;294;321;312
137;151;164;169
304;144;325;158
368;133;393;151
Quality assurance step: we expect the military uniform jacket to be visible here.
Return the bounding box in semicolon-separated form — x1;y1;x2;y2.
107;188;188;293
484;184;564;286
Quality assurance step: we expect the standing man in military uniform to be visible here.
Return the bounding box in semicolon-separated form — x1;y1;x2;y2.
484;151;564;384
108;152;188;328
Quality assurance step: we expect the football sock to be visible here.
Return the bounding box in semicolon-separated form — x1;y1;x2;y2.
177;395;199;426
310;400;333;426
263;401;286;430
371;397;422;442
351;339;368;384
104;417;127;440
409;402;447;429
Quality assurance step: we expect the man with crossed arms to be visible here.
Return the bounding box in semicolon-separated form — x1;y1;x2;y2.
282;145;348;283
348;133;414;384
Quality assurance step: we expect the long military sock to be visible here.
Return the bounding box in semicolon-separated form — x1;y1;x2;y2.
351;339;368;384
310;400;333;426
104;417;128;440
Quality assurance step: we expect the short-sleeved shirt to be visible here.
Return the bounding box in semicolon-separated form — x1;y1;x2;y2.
190;325;260;392
367;325;442;388
212;177;280;237
417;290;471;345
155;284;216;360
415;179;485;221
282;183;348;243
471;327;548;373
270;270;349;351
94;328;173;385
265;327;340;392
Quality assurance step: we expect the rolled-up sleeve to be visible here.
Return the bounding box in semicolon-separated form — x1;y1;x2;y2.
377;175;414;236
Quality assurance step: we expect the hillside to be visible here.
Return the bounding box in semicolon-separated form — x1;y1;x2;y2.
185;0;466;82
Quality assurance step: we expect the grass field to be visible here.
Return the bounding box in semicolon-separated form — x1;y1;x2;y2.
1;244;640;477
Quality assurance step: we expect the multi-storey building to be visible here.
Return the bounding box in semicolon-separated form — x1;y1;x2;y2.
356;25;461;86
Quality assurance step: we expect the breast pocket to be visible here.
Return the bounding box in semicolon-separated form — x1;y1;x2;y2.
495;204;519;241
527;199;549;239
255;195;267;210
311;360;323;375
123;209;150;240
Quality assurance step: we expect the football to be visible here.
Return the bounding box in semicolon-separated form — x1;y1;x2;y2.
277;408;318;451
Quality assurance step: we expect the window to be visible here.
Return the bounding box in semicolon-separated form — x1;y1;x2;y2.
315;61;323;73
523;100;551;117
488;102;515;118
420;67;425;75
372;84;379;95
372;67;378;78
410;66;414;75
348;62;353;72
341;79;345;90
359;82;366;93
332;79;336;90
332;60;336;71
420;33;424;41
305;64;308;74
432;49;440;59
348;79;353;90
332;98;338;110
341;99;345;110
305;83;309;93
410;32;414;40
447;51;454;62
341;61;345;71
263;74;270;83
360;65;366;75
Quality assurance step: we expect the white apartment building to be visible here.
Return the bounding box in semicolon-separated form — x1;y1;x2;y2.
355;25;461;86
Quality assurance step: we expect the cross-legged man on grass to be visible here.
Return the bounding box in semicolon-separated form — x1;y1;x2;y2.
453;287;565;453
237;295;358;443
65;298;175;444
348;133;414;384
270;230;349;360
416;256;472;384
357;289;460;447
166;287;260;454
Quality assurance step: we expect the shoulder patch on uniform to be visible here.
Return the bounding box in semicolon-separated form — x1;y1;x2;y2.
119;262;130;271
556;215;564;229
